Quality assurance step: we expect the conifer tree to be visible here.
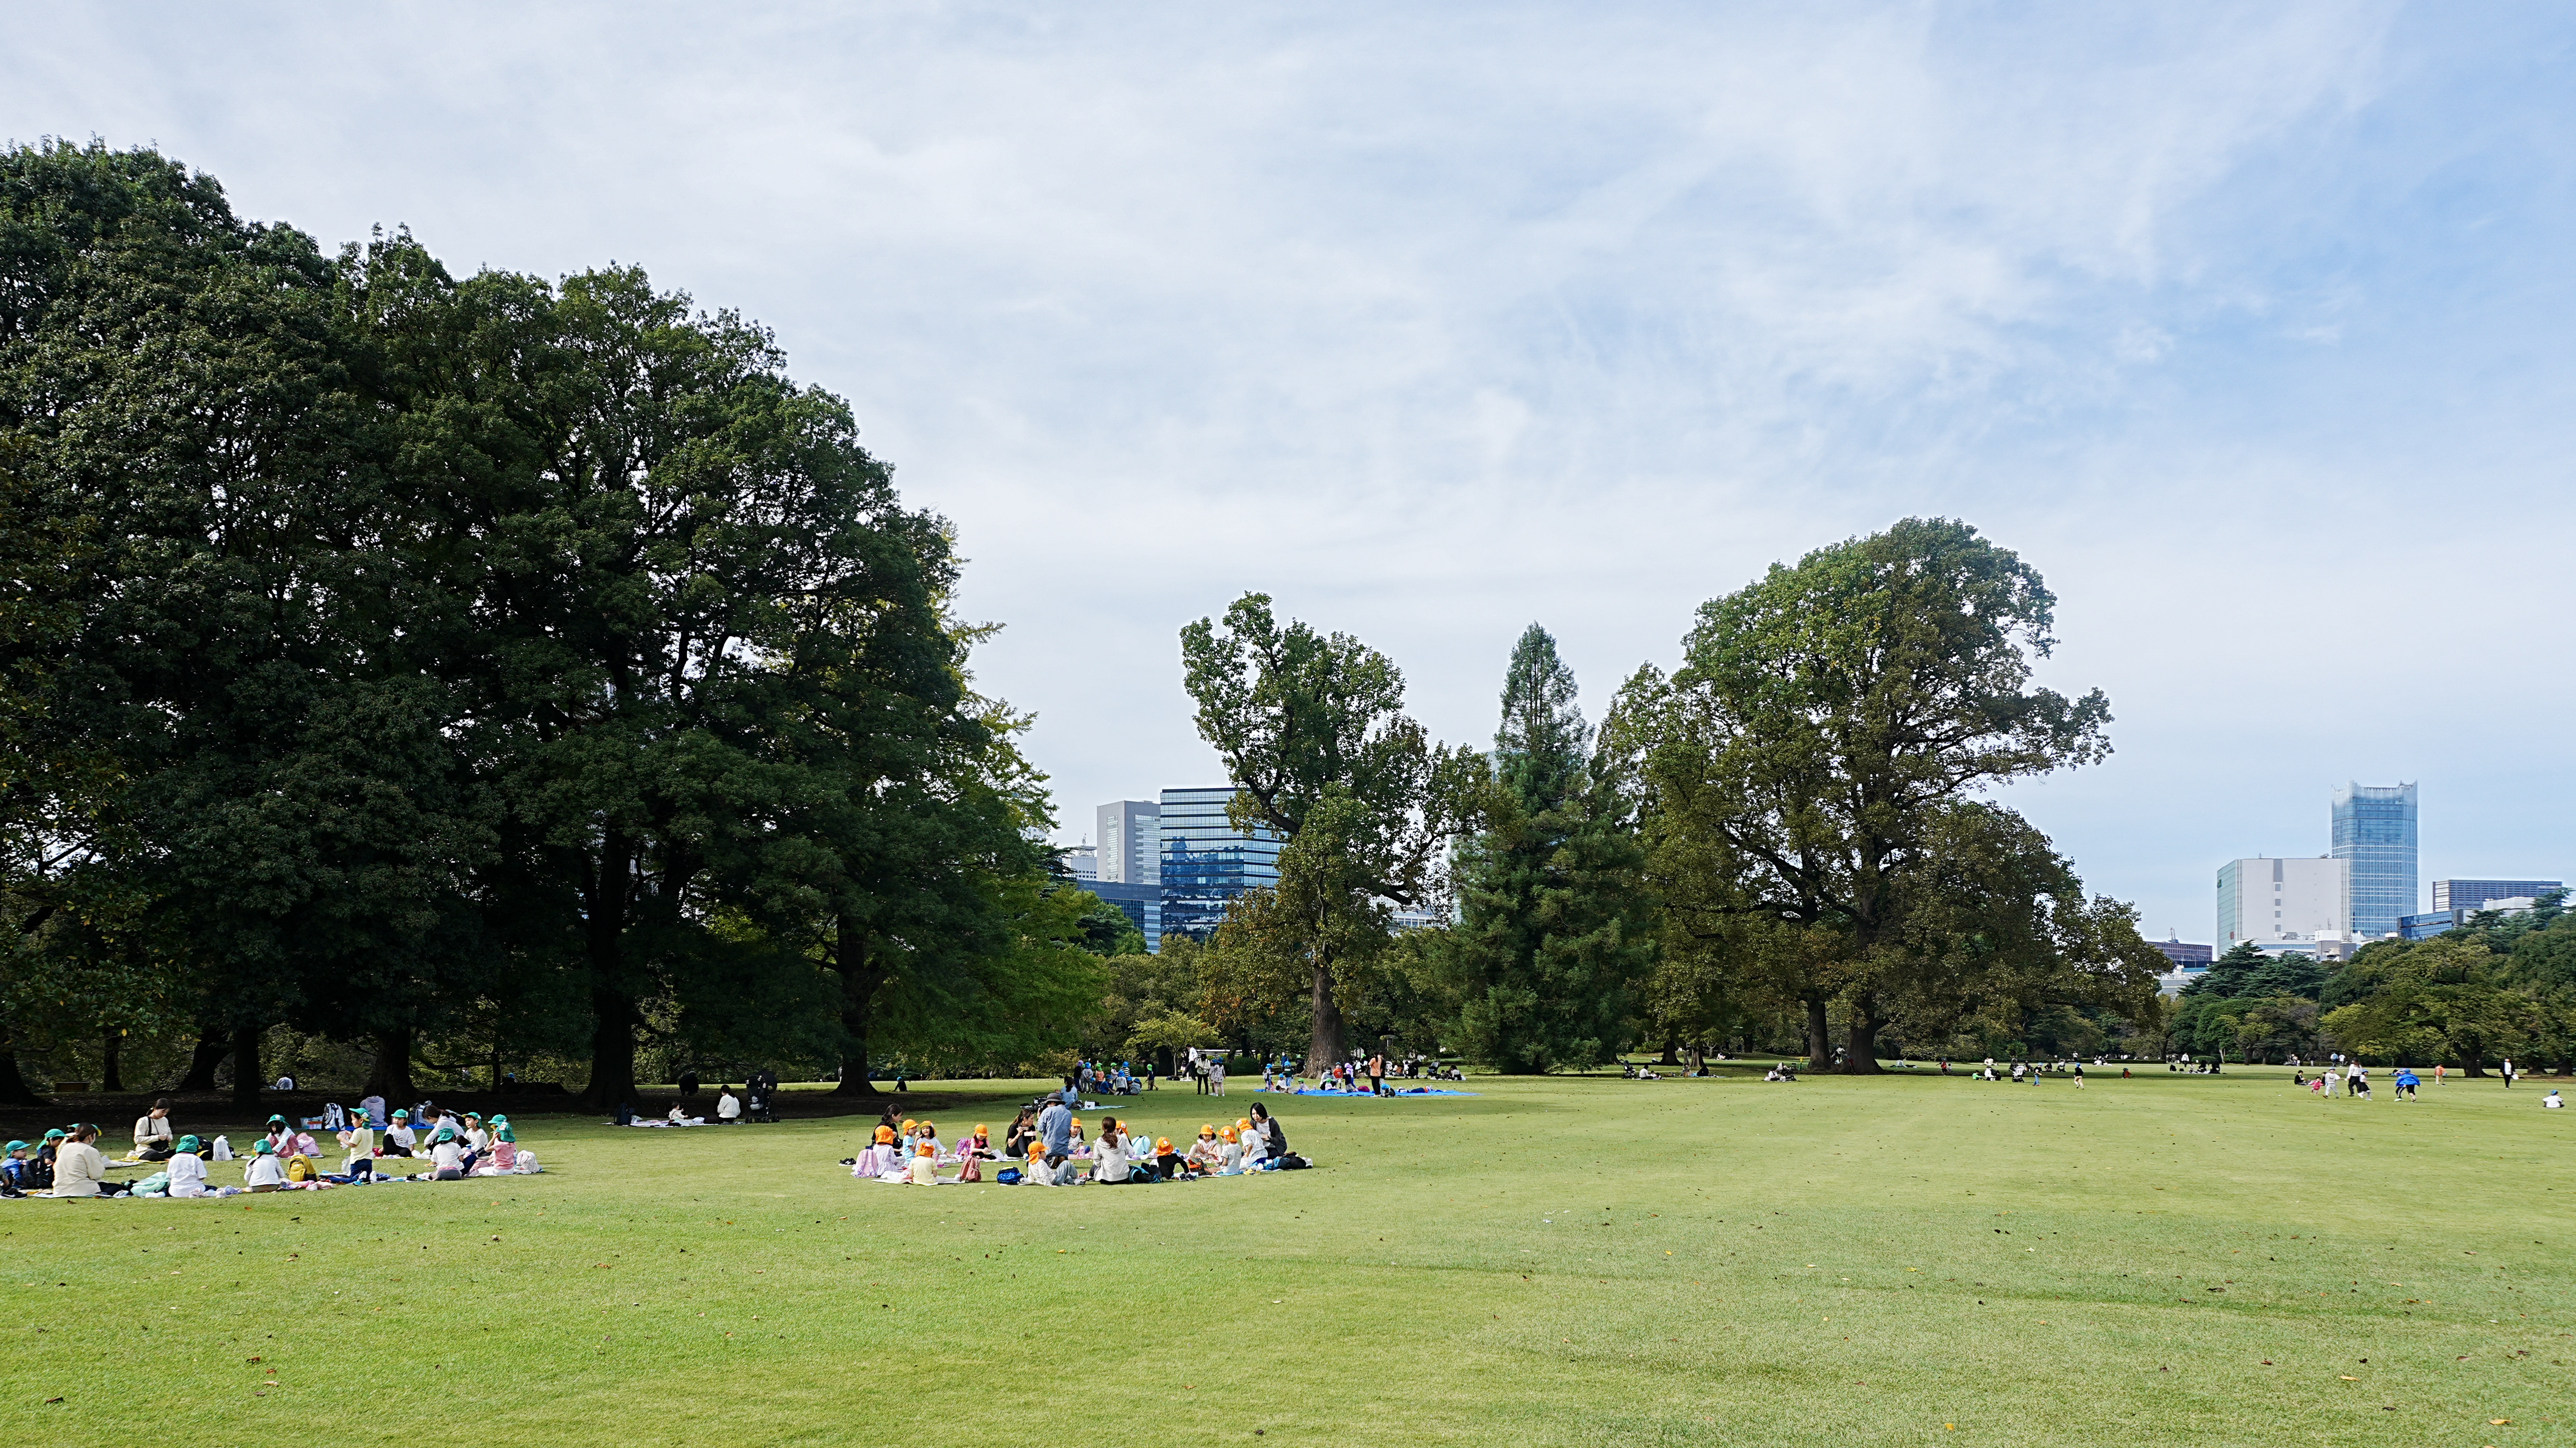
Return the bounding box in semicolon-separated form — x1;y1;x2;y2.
1447;625;1655;1072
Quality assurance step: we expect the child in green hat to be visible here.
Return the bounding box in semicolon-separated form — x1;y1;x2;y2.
168;1135;210;1197
243;1138;287;1192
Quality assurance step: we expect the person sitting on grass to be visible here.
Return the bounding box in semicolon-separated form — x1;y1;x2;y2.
428;1126;466;1181
1186;1125;1224;1173
1248;1102;1288;1164
476;1124;520;1175
717;1086;741;1124
1;1140;35;1195
1216;1125;1244;1174
243;1138;287;1192
50;1125;109;1198
383;1110;418;1158
166;1136;210;1197
132;1099;176;1161
906;1140;938;1185
1092;1121;1132;1183
956;1124;998;1183
2544;1088;2563;1109
1153;1136;1189;1180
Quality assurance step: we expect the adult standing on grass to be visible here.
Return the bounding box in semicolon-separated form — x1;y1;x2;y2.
1038;1092;1073;1172
2501;1058;2516;1089
1368;1053;1386;1097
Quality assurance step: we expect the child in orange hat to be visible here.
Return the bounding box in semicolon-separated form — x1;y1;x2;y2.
907;1139;938;1185
1185;1124;1224;1174
1216;1124;1244;1174
1152;1135;1187;1181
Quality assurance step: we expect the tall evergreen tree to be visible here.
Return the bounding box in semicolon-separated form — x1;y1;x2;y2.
1447;625;1654;1072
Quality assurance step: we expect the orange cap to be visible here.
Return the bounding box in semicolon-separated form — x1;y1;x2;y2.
874;1126;894;1144
1156;1137;1173;1152
1220;1126;1238;1142
916;1141;935;1157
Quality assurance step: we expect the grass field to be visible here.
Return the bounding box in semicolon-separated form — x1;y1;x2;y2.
3;1064;2570;1446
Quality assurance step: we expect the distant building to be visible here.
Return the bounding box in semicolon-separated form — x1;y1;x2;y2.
1077;878;1162;953
2400;909;2463;942
1096;800;1162;886
1061;844;1098;880
2331;782;2417;940
2217;856;2348;951
2403;896;2546;941
2150;938;2212;970
1392;905;1449;933
1157;787;1281;942
2432;878;2561;912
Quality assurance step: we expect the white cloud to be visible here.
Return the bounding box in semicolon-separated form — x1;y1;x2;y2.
12;0;2571;939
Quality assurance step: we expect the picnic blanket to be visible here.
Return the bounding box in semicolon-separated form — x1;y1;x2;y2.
1268;1086;1477;1097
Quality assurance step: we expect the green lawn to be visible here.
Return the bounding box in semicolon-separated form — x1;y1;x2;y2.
3;1066;2570;1446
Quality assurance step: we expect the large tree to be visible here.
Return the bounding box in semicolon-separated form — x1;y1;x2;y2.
0;144;492;1107
1445;625;1655;1072
1179;594;1477;1069
1615;519;2115;1072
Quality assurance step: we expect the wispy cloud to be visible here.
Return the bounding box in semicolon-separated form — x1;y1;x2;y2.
12;0;2571;937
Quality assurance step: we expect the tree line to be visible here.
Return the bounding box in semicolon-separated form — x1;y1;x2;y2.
1107;518;2171;1075
2171;896;2576;1072
0;143;1112;1108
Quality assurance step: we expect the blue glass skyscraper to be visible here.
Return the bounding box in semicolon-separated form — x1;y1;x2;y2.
1157;787;1282;942
2331;782;2417;941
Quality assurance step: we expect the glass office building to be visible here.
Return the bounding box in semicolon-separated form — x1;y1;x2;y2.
1157;786;1282;942
2331;782;2417;942
2432;878;2561;911
1075;879;1162;953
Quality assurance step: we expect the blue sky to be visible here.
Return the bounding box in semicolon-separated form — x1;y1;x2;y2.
14;2;2573;941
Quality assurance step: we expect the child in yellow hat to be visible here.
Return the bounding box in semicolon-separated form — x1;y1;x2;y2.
1216;1124;1244;1174
907;1139;938;1186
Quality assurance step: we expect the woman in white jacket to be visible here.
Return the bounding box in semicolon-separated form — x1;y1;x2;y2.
1090;1122;1129;1183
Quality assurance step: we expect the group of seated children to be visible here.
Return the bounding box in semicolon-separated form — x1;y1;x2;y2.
847;1113;1286;1186
5;1102;540;1200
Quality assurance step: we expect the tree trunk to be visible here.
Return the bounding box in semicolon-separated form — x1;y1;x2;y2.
831;926;885;1097
576;836;641;1111
1841;996;1885;1074
1305;961;1348;1074
582;987;637;1111
0;1041;42;1107
176;1032;229;1093
1658;1035;1679;1066
1804;997;1831;1071
229;1024;263;1111
101;1032;124;1092
364;1027;416;1103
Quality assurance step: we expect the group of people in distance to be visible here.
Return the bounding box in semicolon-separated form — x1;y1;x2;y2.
1;1097;538;1200
845;1082;1302;1186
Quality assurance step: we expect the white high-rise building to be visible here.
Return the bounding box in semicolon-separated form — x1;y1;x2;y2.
2216;856;2349;953
1061;844;1098;880
1095;800;1161;886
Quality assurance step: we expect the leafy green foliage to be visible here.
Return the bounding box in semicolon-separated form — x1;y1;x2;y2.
1179;594;1478;1067
1444;625;1654;1072
1611;519;2141;1072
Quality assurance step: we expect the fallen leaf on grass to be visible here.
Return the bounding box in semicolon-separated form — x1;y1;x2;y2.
2340;1375;2357;1381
